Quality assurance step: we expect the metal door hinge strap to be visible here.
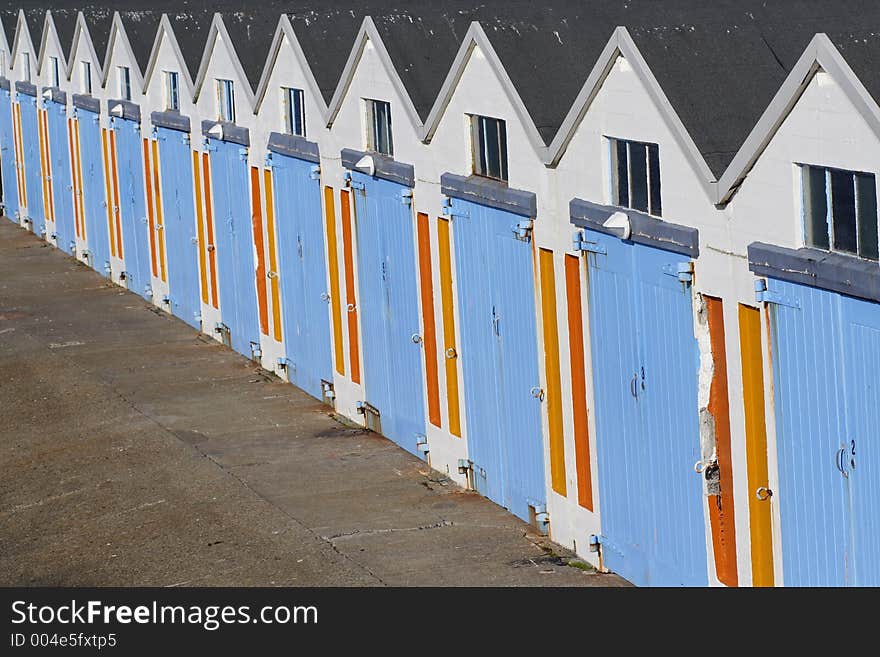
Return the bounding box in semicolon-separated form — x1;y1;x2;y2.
572;230;606;254
754;279;800;308
343;172;365;191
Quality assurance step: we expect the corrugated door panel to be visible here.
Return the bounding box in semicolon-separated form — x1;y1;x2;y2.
262;169;283;342
768;278;850;586
113;118;151;299
192;151;209;304
341;190;360;383
634;242;706;587
79;111;111;274
46;103;74;254
0;89;19;220
101;128;117;257
201;153;219;308
438;217;461;437
142;138;158;277
416;212;441;428
20;97;43;234
249;166;270;336
324;186;345;376
705;296;738;586
738;304;774;587
565;254;592;510
842;295;880;586
539;248;566;496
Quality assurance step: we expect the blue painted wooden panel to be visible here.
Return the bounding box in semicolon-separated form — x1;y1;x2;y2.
46;101;75;254
18;96;43;235
77;110;111;276
0;88;18;221
768;278;851;586
450;197;544;523
841;295;880;586
584;228;706;586
352;172;426;456
113;118;151;300
158;127;200;326
271;153;332;400
209;139;259;356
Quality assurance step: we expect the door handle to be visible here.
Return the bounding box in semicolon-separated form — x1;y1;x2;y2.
411;333;422;344
755;487;773;501
836;446;849;479
630;373;639;399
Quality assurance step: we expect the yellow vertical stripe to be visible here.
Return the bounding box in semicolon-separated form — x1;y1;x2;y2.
192;151;209;304
324;186;345;376
109;130;123;258
38;109;49;223
44;111;55;221
739;304;775;587
101;128;116;258
539;248;566;496
263;169;283;342
151;139;166;282
437;217;461;437
74;120;86;240
14;103;25;208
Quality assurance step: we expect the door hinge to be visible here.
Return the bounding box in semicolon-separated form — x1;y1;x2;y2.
238;147;249;161
400;188;413;207
344;171;365;191
415;433;429;453
309;165;321;181
441;197;468;220
181;133;190;145
264;152;273;167
663;261;694;283
514;219;533;242
572;230;606;254
754;279;800;308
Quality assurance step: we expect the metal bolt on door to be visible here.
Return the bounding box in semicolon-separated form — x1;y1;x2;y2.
77;111;111;275
46;101;75;254
351;172;426;457
113;118;152;300
270;153;333;399
0;88;18;221
157;127;201;325
449;197;545;523
209;139;260;356
583;226;707;587
19;96;43;235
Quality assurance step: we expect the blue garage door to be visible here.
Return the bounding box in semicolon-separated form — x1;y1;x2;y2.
77;108;110;276
157;127;200;326
449;196;545;523
0;87;17;221
584;227;706;587
208;138;259;356
45;99;74;254
18;94;42;235
270;152;332;399
351;172;426;456
768;278;880;586
112;117;151;300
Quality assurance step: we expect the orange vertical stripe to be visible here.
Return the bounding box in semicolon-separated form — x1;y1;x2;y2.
192;151;209;304
73;120;86;240
340;190;360;384
14;103;25;208
565;255;593;510
437;218;461;437
109;130;123;258
416;213;441;427
67;119;80;238
43;111;55;221
540;249;566;496
740;304;774;587
250;166;270;336
705;296;738;587
324;186;345;376
263;169;283;342
142;139;158;276
101;128;116;258
151;140;166;282
38;109;49;224
201;153;219;309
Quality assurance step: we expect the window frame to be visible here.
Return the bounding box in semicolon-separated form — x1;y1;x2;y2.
22;52;30;82
49;56;60;87
282;87;306;137
608;136;663;217
364;98;393;157
216;78;235;123
81;61;92;94
118;65;131;101
164;71;180;112
470;114;509;182
800;163;879;261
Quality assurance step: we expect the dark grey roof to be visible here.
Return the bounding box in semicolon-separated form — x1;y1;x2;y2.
0;12;16;49
118;11;162;73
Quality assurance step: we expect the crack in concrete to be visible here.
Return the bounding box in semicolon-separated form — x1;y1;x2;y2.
322;519;454;541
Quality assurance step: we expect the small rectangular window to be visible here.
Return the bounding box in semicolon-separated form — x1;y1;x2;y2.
81;61;92;94
470;115;508;182
609;137;662;217
49;56;60;87
801;164;879;261
118;66;131;101
282;87;306;137
22;52;31;82
216;79;235;123
365;99;393;156
164;71;179;112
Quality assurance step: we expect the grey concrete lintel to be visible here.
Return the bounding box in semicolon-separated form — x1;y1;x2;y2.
150;111;191;133
440;173;537;218
748;242;880;304
342;148;414;187
0;77;10;91
569;197;699;258
14;80;37;97
72;94;100;114
107;99;141;123
202;120;250;146
267;132;320;163
43;87;67;105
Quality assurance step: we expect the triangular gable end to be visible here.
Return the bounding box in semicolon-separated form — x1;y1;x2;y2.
142;14;196;99
192;14;256;111
101;12;145;92
717;33;880;206
38;11;69;80
10;9;37;79
66;12;105;82
253;15;327;117
0;15;11;75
